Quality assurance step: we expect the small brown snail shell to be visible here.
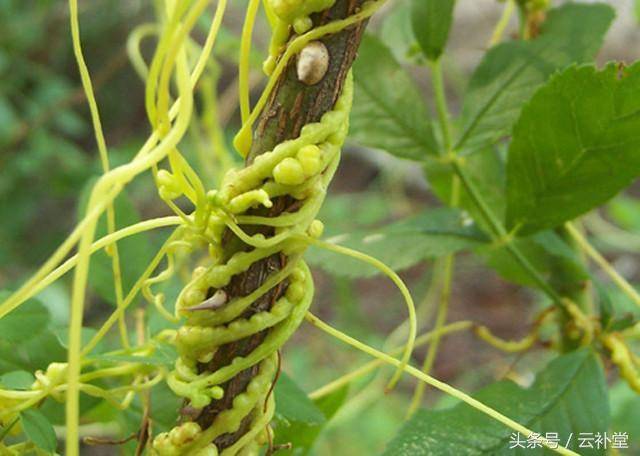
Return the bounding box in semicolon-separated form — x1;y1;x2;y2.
296;41;329;86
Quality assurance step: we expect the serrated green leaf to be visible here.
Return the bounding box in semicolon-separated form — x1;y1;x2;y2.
0;290;50;343
383;349;608;455
39;394;101;427
307;208;488;278
0;343;29;373
350;35;437;160
20;409;57;453
273;373;326;455
411;0;456;61
506;63;640;234
456;3;614;153
0;370;34;390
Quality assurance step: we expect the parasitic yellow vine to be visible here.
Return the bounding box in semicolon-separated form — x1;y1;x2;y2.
154;67;354;454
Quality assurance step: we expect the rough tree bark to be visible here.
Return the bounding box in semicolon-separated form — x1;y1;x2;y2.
190;0;369;449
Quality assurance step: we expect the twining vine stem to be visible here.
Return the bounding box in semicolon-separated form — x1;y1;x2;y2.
408;57;459;416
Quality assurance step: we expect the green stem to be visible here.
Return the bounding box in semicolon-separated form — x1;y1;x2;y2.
430;59;453;153
430;58;565;310
408;60;458;416
517;5;528;39
450;160;563;305
489;0;516;47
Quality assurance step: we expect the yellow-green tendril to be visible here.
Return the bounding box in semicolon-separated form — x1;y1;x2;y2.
63;2;225;453
68;0;128;350
304;312;579;456
601;333;640;393
309;321;474;400
475;325;538;353
239;0;261;123
299;236;417;393
0;0;227;330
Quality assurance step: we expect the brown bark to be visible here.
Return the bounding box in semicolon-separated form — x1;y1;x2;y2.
190;0;369;449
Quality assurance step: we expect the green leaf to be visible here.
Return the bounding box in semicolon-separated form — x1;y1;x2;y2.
39;394;101;427
380;3;418;63
506;63;640;234
54;326;102;352
273;374;349;455
275;373;326;426
383;349;608;455
597;281;640;332
306;208;488;278
0;370;34;390
20;409;57;453
480;230;588;291
425;146;507;231
89;191;154;306
20;329;67;372
350;35;438;160
0;290;50;343
607;196;640;232
411;0;456;61
273;373;327;454
313;384;349;421
610;381;640;453
456;3;614;153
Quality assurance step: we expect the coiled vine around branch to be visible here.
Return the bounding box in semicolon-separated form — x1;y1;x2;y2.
152;1;381;454
153;75;354;455
1;1;606;456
